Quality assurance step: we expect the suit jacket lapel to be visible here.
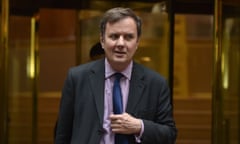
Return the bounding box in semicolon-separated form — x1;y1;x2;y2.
89;59;105;125
88;60;145;124
126;63;145;113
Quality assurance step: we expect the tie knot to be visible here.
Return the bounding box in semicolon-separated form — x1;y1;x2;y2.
114;73;123;81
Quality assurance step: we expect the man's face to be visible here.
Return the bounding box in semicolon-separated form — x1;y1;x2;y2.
101;17;139;70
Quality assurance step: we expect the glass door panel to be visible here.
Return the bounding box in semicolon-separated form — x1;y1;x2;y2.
173;13;213;144
7;14;38;144
38;9;76;144
213;0;240;143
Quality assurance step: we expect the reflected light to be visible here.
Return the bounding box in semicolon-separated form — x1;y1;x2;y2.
27;16;37;79
151;2;166;14
27;56;35;79
221;19;233;89
140;56;151;62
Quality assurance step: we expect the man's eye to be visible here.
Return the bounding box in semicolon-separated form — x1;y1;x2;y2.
110;34;118;40
125;34;134;40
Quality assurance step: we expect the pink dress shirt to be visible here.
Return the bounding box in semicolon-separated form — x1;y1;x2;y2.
100;59;143;144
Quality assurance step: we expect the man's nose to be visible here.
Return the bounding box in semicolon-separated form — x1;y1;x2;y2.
116;36;125;46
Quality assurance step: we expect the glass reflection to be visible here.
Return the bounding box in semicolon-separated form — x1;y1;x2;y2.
173;14;213;144
213;0;240;143
8;15;33;144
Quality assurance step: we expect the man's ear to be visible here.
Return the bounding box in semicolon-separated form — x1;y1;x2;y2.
100;36;104;49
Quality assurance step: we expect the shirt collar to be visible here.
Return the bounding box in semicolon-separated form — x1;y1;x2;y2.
105;58;132;80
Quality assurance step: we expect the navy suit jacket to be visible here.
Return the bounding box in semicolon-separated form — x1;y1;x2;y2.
55;58;177;144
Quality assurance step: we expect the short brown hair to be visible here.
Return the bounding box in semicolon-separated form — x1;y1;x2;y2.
99;7;142;40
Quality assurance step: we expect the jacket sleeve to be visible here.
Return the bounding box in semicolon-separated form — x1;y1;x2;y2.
141;79;177;144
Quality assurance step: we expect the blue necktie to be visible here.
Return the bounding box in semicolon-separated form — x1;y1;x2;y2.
113;73;128;144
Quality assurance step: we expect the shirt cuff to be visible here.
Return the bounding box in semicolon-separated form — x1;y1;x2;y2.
134;119;144;143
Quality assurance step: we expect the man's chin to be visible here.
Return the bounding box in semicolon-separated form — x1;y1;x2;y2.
113;58;126;63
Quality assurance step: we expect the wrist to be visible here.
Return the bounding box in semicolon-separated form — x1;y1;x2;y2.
134;119;142;135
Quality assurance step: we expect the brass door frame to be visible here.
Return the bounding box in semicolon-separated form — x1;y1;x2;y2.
213;0;240;143
0;0;9;143
212;0;224;142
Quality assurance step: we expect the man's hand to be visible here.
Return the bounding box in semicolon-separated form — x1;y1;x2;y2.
110;113;142;135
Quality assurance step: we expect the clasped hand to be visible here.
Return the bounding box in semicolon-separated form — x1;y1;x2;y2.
110;113;141;135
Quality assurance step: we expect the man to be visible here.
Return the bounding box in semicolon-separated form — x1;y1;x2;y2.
89;42;105;61
55;7;177;144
